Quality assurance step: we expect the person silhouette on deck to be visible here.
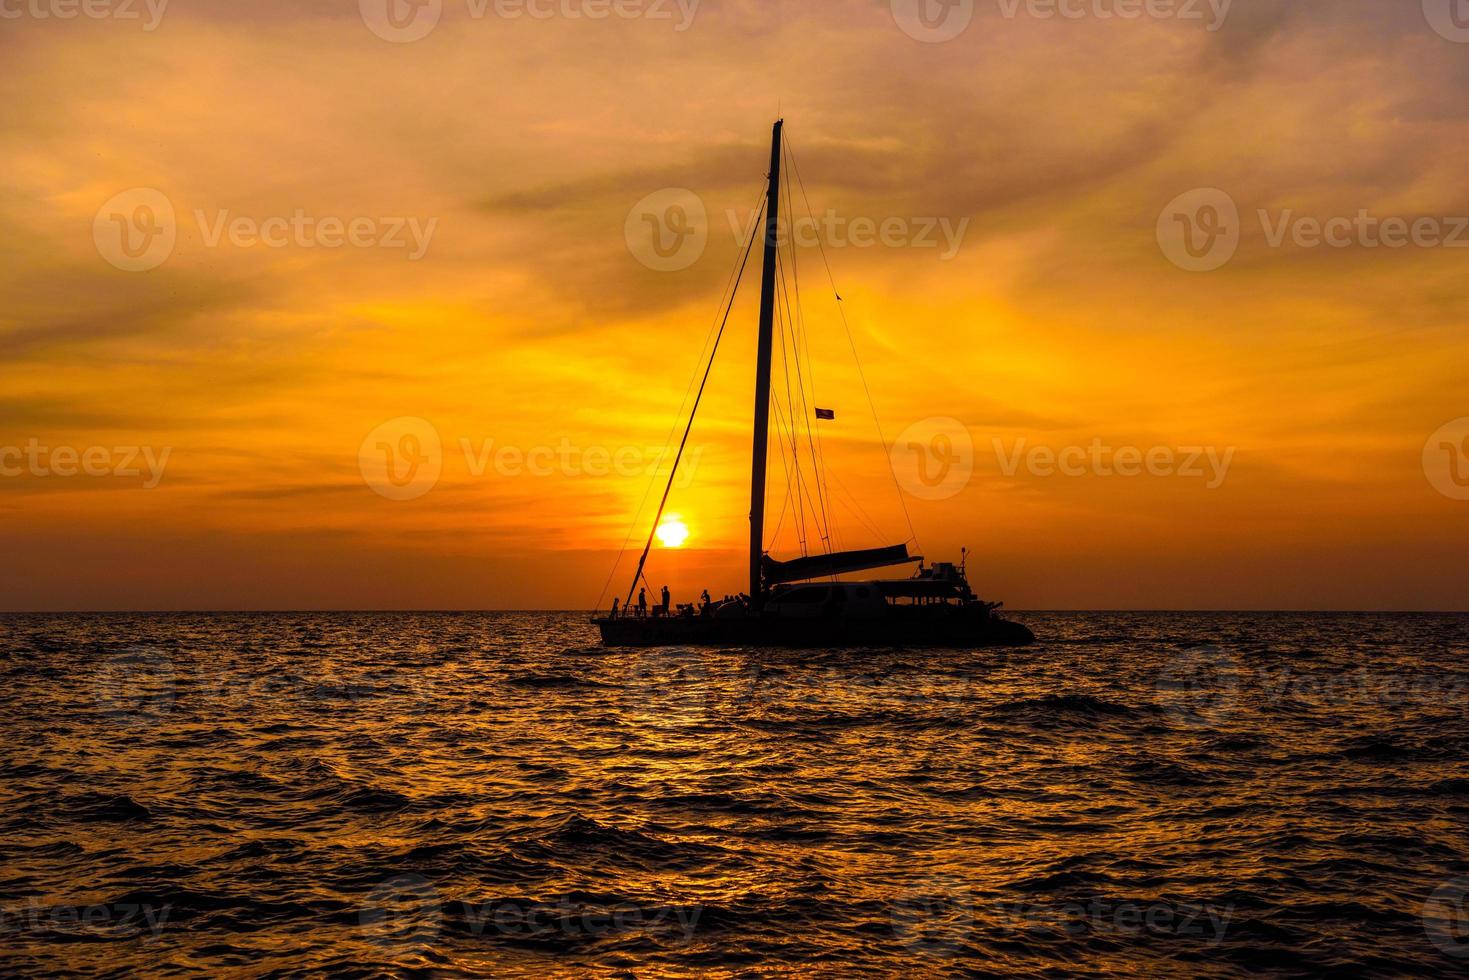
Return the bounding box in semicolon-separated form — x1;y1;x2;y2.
700;589;712;616
610;597;620;619
637;588;648;618
661;585;671;617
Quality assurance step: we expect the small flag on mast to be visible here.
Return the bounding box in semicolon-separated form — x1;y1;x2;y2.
815;408;835;420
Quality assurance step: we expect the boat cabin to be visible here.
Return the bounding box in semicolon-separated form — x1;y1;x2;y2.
764;582;889;619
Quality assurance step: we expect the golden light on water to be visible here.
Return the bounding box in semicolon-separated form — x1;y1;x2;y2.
656;518;690;549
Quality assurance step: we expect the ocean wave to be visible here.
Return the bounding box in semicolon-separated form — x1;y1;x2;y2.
3;610;1467;976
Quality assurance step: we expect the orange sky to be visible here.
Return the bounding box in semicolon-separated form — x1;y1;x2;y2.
2;0;1466;611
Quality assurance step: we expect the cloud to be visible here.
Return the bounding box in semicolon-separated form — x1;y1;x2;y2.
2;0;1467;609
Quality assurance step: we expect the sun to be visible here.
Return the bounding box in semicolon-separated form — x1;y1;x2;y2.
655;517;690;548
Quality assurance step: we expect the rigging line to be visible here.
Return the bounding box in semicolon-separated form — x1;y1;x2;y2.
778;270;826;557
827;468;887;541
618;196;767;614
772;307;811;557
779;144;832;549
779;308;818;558
777;246;834;554
831;467;886;539
768;374;806;557
786;134;922;553
774;264;807;551
782;142;807;348
594;183;770;612
783;151;839;554
793;308;838;554
766;405;795;556
836;491;885;545
780;139;835;548
767;374;805;557
775;249;834;555
775;249;832;554
782;141;859;553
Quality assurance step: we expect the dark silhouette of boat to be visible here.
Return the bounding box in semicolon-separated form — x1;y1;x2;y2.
595;121;1033;649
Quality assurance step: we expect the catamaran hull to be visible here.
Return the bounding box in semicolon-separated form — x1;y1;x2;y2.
595;611;1034;649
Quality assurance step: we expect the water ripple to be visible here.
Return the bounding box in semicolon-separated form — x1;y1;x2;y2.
1;611;1467;976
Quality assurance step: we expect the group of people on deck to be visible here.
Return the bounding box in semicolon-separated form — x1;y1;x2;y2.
609;586;669;620
606;587;743;620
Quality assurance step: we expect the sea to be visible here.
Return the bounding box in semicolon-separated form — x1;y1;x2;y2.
2;611;1468;977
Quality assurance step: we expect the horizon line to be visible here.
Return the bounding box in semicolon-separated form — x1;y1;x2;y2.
2;608;1467;616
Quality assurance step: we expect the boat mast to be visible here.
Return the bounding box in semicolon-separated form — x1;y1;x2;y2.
749;119;783;606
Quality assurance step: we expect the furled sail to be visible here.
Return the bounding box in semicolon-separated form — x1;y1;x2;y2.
761;544;917;586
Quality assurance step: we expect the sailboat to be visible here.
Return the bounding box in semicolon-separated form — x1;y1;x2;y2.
595;120;1034;649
